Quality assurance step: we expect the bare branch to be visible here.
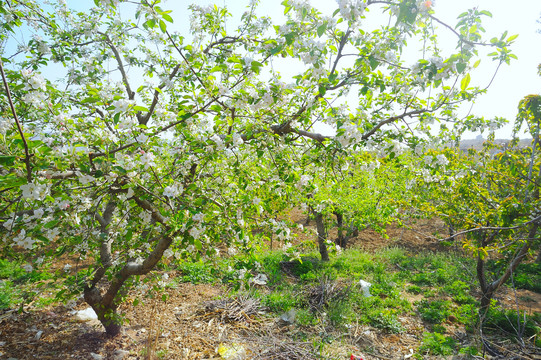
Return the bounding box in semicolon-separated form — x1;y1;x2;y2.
203;36;241;54
102;34;135;100
442;213;541;242
362;109;428;140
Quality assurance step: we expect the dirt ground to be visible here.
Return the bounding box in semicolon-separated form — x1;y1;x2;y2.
0;210;539;360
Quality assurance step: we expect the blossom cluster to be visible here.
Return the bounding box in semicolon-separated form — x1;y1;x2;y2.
336;0;367;25
20;182;49;201
163;182;184;198
12;229;35;249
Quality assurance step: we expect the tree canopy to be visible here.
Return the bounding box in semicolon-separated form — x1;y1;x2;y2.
0;0;521;335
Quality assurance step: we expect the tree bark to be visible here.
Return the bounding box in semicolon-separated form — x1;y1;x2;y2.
334;211;345;248
83;196;177;336
314;212;329;261
478;223;539;312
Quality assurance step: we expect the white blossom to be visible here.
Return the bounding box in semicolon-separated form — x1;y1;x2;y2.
163;248;174;258
233;133;243;147
163;183;184;198
112;99;132;113
140;210;152;224
26;73;46;90
78;174;96;185
435;154;449;166
20;182;49;201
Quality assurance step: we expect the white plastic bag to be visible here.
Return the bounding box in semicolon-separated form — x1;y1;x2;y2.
359;279;372;297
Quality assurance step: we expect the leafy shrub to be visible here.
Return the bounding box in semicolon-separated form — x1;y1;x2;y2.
296;308;318;327
0;280;17;309
177;262;215;284
417;299;452;324
260;291;298;313
513;262;541;292
485;307;541;341
406;284;422;294
368;309;405;333
327;301;355;326
419;332;456;356
0;259;25;280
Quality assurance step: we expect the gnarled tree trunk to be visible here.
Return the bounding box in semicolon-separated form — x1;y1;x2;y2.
84;197;176;336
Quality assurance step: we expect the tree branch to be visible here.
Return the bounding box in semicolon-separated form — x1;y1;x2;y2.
102;34;135;100
0;60;32;182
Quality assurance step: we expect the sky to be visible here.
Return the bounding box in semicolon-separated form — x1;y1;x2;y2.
67;0;541;139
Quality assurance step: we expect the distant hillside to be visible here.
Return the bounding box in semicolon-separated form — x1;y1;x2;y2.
459;138;533;151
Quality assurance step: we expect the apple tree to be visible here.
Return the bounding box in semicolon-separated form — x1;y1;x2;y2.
0;0;515;335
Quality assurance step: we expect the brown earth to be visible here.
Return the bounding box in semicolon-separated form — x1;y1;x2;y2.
0;210;539;359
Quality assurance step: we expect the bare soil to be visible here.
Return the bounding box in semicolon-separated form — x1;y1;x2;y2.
1;210;539;359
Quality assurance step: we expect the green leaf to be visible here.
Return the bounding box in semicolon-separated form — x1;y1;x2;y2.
159;19;167;33
162;13;173;23
270;45;283;55
460;73;471;91
317;23;327;37
472;59;481;69
0;173;26;188
456;62;467;74
0;155;16;166
507;34;518;42
80;97;99;104
251;61;263;74
144;19;156;29
368;55;379;70
133;105;148;112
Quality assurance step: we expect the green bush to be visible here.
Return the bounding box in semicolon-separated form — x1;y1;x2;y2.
419;332;456;356
417;299;452;324
485;307;541;341
177;262;215;284
513;262;541;292
0;259;25;280
261;291;299;313
368;309;405;333
0;280;17;309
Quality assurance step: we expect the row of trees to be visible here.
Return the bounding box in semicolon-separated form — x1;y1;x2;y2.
1;0;537;338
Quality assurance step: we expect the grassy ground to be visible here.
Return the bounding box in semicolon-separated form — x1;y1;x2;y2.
1;245;540;359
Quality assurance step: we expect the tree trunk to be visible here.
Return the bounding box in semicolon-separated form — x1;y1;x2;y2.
477;223;539;313
536;242;541;264
477;251;492;313
97;308;122;337
84;287;123;336
314;212;329;261
334;211;345;248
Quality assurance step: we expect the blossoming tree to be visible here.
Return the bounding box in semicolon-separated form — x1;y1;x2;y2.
0;0;515;335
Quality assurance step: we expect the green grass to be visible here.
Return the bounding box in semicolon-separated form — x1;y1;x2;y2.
176;261;219;284
416;299;452;324
0;259;55;309
418;332;456;356
6;244;538;355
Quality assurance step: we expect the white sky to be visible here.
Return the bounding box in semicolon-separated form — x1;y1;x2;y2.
70;0;541;138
